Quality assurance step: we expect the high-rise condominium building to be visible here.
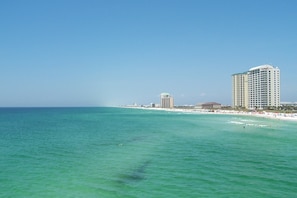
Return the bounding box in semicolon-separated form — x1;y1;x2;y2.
160;93;174;108
232;65;280;110
248;65;280;109
232;72;249;109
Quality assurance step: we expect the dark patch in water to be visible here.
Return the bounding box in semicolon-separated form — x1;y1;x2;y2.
117;136;148;147
118;160;151;184
128;136;147;143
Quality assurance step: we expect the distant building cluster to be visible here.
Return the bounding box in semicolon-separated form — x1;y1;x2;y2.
232;64;280;110
159;93;222;110
127;64;282;110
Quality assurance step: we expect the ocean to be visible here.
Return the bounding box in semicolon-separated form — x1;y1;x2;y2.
1;107;297;197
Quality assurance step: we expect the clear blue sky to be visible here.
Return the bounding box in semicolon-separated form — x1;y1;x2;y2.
1;0;297;107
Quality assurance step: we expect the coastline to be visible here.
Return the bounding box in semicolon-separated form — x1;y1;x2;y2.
124;106;297;122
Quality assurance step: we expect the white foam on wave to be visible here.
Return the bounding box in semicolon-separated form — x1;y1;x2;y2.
228;120;267;128
228;121;244;125
259;124;267;127
239;119;257;123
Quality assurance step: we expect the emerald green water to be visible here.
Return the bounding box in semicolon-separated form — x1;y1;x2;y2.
1;107;297;197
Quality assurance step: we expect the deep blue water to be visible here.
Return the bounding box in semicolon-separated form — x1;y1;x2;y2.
1;107;297;197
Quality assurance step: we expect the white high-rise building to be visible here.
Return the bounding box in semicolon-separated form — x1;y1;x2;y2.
248;65;280;109
232;72;249;109
160;93;174;108
232;64;280;110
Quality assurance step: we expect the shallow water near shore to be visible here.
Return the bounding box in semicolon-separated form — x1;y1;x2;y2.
1;107;297;197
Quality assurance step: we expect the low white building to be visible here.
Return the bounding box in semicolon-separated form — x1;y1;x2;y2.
195;102;221;109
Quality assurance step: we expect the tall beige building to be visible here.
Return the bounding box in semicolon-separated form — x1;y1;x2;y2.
160;93;174;108
232;64;280;110
232;72;249;109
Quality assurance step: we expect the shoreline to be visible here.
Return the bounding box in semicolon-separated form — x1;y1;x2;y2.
124;106;297;122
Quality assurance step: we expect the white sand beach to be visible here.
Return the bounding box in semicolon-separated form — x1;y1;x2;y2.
126;106;297;122
207;109;297;122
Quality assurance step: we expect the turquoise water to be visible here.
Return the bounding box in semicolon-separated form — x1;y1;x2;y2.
1;107;297;197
